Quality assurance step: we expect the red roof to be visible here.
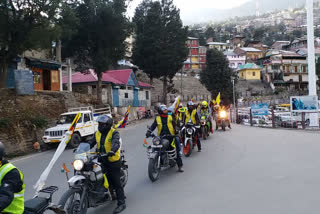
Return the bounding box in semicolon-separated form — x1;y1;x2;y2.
63;69;152;88
138;81;152;88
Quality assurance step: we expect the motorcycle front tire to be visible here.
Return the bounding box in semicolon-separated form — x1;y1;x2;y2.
58;188;88;214
183;139;193;157
148;154;161;182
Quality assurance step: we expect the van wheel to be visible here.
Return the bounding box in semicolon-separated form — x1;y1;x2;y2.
69;133;81;148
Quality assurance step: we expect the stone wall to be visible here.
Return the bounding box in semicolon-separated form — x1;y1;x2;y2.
0;89;99;155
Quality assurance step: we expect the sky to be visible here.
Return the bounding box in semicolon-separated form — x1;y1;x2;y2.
127;0;252;20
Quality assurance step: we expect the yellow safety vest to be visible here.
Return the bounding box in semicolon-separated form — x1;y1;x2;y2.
156;115;175;136
185;109;197;124
95;128;121;162
0;163;25;214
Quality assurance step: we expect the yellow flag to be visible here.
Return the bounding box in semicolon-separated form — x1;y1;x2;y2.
216;92;221;105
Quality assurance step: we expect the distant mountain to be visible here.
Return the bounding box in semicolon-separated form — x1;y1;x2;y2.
182;0;307;25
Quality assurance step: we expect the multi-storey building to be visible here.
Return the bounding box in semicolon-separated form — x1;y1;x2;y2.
184;37;206;71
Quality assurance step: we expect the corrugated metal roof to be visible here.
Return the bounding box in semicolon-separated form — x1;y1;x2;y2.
237;63;262;71
240;47;262;52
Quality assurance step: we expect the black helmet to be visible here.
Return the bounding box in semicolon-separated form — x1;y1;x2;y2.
187;101;194;111
0;142;5;160
158;104;168;115
97;115;113;134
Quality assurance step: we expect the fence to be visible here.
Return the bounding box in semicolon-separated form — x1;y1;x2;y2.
232;107;320;130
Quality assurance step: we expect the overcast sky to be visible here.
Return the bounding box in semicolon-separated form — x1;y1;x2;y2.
127;0;251;20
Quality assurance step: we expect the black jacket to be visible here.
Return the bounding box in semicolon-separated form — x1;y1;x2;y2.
150;115;177;136
0;160;23;212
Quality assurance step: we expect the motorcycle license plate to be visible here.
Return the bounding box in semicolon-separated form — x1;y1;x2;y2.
151;145;163;148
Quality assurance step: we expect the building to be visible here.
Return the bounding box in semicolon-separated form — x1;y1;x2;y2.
237;63;262;80
234;47;263;62
271;41;291;50
63;69;152;107
247;41;269;52
206;42;232;51
223;51;246;70
184;37;206;71
259;50;309;90
232;35;245;48
5;49;62;92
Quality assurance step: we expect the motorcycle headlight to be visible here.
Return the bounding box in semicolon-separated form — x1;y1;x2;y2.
153;138;161;145
73;160;84;171
187;128;193;135
219;111;227;118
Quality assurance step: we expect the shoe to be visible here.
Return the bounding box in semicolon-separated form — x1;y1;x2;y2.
210;128;213;133
177;167;184;172
113;204;126;214
198;149;201;152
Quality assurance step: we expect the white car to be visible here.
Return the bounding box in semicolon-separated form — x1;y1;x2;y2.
42;106;111;148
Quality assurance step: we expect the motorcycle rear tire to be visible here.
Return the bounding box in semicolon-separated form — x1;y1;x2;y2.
183;139;193;157
120;167;128;187
148;154;160;182
58;188;88;214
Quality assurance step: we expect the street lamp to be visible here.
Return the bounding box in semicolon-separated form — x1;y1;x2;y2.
231;76;236;108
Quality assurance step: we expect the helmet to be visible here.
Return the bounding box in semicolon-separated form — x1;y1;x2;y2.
202;101;208;108
158;104;168;115
187;101;194;111
0;142;5;160
97;115;113;134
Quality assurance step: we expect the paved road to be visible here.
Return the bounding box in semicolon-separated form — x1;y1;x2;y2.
13;121;320;214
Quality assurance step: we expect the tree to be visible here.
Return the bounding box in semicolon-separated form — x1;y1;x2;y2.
205;27;215;39
132;0;188;104
63;0;132;104
0;0;61;88
200;49;233;105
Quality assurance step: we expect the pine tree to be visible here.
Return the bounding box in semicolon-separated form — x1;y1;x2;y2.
132;0;188;104
200;49;233;105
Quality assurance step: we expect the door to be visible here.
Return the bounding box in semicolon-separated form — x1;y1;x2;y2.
113;88;119;107
133;88;139;107
43;69;51;90
83;113;94;136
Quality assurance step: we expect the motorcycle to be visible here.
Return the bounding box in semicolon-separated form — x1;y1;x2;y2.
180;120;198;157
145;128;177;182
24;186;65;214
216;110;231;131
58;142;128;214
200;115;211;140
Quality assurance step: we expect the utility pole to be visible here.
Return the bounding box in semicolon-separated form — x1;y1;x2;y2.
306;0;319;127
56;40;63;91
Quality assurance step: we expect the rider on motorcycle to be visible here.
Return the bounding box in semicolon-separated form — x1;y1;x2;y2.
183;101;202;152
198;101;213;134
88;115;126;214
147;105;184;172
0;142;25;214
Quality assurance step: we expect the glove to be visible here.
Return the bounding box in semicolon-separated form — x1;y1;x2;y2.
107;151;115;157
146;130;152;138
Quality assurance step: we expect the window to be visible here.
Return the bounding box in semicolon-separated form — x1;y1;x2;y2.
253;72;256;76
51;70;59;83
84;114;91;122
146;91;149;100
303;66;306;73
230;63;235;67
295;66;298;73
33;71;41;84
238;63;242;66
125;93;128;98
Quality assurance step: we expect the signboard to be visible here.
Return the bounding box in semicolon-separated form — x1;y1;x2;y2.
251;103;269;116
14;70;34;95
290;96;318;112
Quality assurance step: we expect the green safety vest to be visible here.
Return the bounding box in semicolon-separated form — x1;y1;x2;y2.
0;163;25;214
